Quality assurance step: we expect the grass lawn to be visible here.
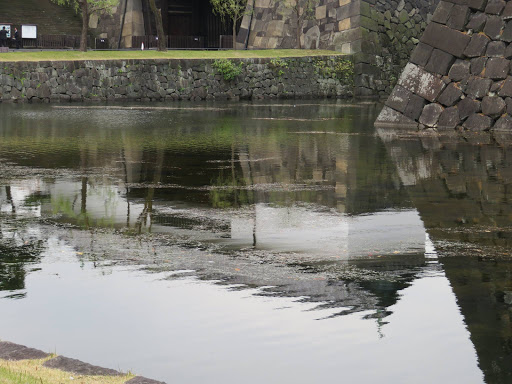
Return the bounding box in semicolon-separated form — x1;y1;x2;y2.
0;49;343;62
0;357;134;384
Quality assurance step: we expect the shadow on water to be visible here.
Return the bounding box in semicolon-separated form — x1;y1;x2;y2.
378;128;512;384
1;100;511;382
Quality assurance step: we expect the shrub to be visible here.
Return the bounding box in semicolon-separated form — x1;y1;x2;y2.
212;59;243;81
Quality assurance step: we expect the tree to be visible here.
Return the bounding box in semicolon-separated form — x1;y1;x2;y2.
149;0;167;51
283;0;319;49
51;0;118;52
210;0;250;50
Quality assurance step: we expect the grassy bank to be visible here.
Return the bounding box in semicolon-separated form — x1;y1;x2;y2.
0;49;343;62
0;357;134;384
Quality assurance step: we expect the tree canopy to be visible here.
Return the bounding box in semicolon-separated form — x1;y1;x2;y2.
210;0;250;50
51;0;119;51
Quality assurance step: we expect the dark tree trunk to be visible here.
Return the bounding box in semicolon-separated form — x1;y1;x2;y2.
232;20;237;50
80;0;89;52
296;21;302;49
149;0;167;51
295;8;302;49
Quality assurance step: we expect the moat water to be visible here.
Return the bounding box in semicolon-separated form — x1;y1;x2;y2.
0;101;510;383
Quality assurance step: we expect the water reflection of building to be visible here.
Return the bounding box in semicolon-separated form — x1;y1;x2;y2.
0;102;434;324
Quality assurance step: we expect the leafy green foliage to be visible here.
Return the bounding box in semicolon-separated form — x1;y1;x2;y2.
210;0;250;49
51;0;118;14
212;59;243;81
314;57;354;85
210;0;249;24
269;57;289;77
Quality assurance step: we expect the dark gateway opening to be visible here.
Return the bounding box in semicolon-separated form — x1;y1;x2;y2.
143;0;235;48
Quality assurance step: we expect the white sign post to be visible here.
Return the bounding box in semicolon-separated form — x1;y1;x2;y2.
21;25;37;39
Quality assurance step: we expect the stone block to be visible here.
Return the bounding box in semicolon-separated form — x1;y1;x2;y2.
458;97;482;120
503;2;512;19
449;60;471;81
316;5;327;20
471;57;487;75
420;22;471;58
498;76;512;96
484;58;510;79
397;63;446;102
483;15;505;39
438;106;461;128
438;82;463;106
410;43;434;67
486;41;506;57
463;113;494;130
266;20;285;37
385;85;412;112
493;114;512;130
337;1;360;20
491;79;505;92
482;95;506;116
419;103;444;127
447;5;471;30
468;0;488;11
501;21;512;42
426;49;456;75
432;2;454;24
375;106;417;126
485;0;506;15
505;44;512;59
466;12;488;31
404;93;427;120
338;19;351;31
464;33;490;57
466;76;492;98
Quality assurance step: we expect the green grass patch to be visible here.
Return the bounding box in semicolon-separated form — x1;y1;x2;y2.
0;49;344;62
0;357;134;384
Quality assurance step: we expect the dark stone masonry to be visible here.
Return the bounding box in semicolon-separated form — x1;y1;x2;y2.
0;56;353;103
238;0;439;97
376;0;512;131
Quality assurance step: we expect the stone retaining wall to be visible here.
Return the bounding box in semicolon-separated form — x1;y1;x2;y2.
357;0;439;97
376;0;512;131
0;56;353;103
238;0;438;98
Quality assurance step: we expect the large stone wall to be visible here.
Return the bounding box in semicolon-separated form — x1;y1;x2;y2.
376;0;512;131
239;0;438;97
0;56;353;103
89;0;146;49
239;0;361;53
356;0;439;96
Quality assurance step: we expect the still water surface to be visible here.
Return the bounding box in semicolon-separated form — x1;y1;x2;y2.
0;101;510;383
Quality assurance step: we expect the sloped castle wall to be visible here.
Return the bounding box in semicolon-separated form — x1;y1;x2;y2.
376;0;512;131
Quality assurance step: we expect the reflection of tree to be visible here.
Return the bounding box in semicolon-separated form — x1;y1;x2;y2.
0;240;44;293
0;186;45;293
135;147;165;234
